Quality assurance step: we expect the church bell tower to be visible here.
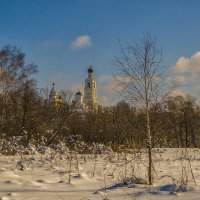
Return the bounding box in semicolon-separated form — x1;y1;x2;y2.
83;66;98;110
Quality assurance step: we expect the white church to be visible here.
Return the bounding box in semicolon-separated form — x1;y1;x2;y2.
48;65;98;110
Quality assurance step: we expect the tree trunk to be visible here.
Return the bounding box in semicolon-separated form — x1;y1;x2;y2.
146;109;153;185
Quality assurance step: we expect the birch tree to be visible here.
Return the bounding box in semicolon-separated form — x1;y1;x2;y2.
114;33;177;185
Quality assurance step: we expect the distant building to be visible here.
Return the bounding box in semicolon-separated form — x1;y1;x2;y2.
73;91;83;109
48;83;62;109
48;65;98;111
82;66;98;110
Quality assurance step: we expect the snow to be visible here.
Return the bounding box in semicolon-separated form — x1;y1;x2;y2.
0;148;200;199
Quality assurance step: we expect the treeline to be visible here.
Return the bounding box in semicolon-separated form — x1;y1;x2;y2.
1;46;200;149
68;96;200;148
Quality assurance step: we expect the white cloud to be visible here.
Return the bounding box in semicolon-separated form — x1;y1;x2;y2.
174;75;188;84
98;74;119;93
99;74;112;83
165;75;188;85
98;74;130;94
71;35;92;49
98;96;111;106
97;74;125;105
172;52;200;74
169;90;186;97
168;51;200;88
167;51;200;99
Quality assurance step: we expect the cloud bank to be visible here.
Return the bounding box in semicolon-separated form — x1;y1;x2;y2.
97;74;123;106
170;51;200;97
172;52;200;74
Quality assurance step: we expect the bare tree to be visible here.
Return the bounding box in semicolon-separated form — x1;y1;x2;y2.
0;46;37;129
165;94;200;148
114;33;177;185
46;89;77;145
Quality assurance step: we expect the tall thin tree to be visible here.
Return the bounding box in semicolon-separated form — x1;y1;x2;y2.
114;33;177;184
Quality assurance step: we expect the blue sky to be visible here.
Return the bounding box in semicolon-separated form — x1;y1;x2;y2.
0;0;200;105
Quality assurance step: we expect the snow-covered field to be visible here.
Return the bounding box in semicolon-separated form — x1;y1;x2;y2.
1;148;200;200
